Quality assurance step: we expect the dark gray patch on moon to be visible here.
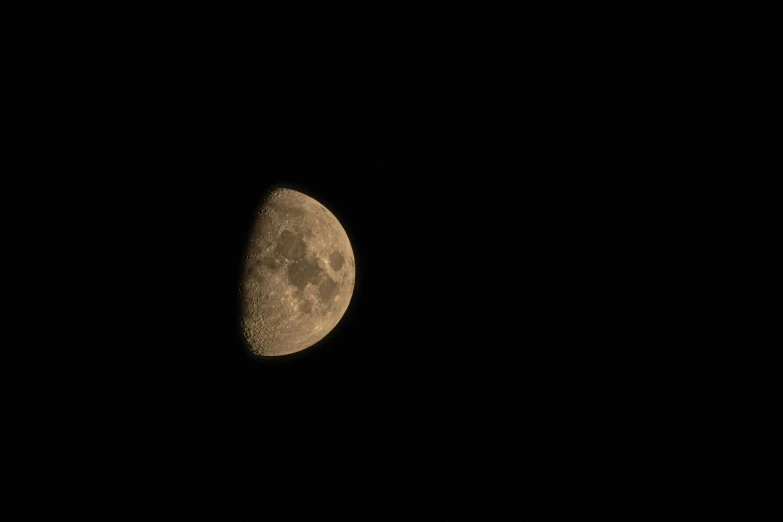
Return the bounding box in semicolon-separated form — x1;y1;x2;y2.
276;230;307;260
329;251;344;271
298;300;313;314
318;276;339;304
287;257;322;290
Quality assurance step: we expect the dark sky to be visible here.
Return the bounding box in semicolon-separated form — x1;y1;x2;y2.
11;4;781;521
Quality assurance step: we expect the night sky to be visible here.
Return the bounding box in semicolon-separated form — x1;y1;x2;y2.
10;4;780;521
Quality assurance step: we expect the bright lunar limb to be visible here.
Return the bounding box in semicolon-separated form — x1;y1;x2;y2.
240;188;355;357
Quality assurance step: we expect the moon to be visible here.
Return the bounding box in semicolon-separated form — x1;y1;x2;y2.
240;188;356;357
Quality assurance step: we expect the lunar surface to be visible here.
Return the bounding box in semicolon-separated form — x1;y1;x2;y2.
240;188;355;357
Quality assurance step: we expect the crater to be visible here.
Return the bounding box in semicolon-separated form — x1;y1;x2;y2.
259;216;276;238
329;251;345;271
244;257;260;274
276;230;307;260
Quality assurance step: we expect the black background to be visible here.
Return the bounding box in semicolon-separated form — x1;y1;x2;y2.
8;4;781;521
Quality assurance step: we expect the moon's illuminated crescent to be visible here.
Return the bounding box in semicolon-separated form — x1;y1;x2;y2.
240;188;355;357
